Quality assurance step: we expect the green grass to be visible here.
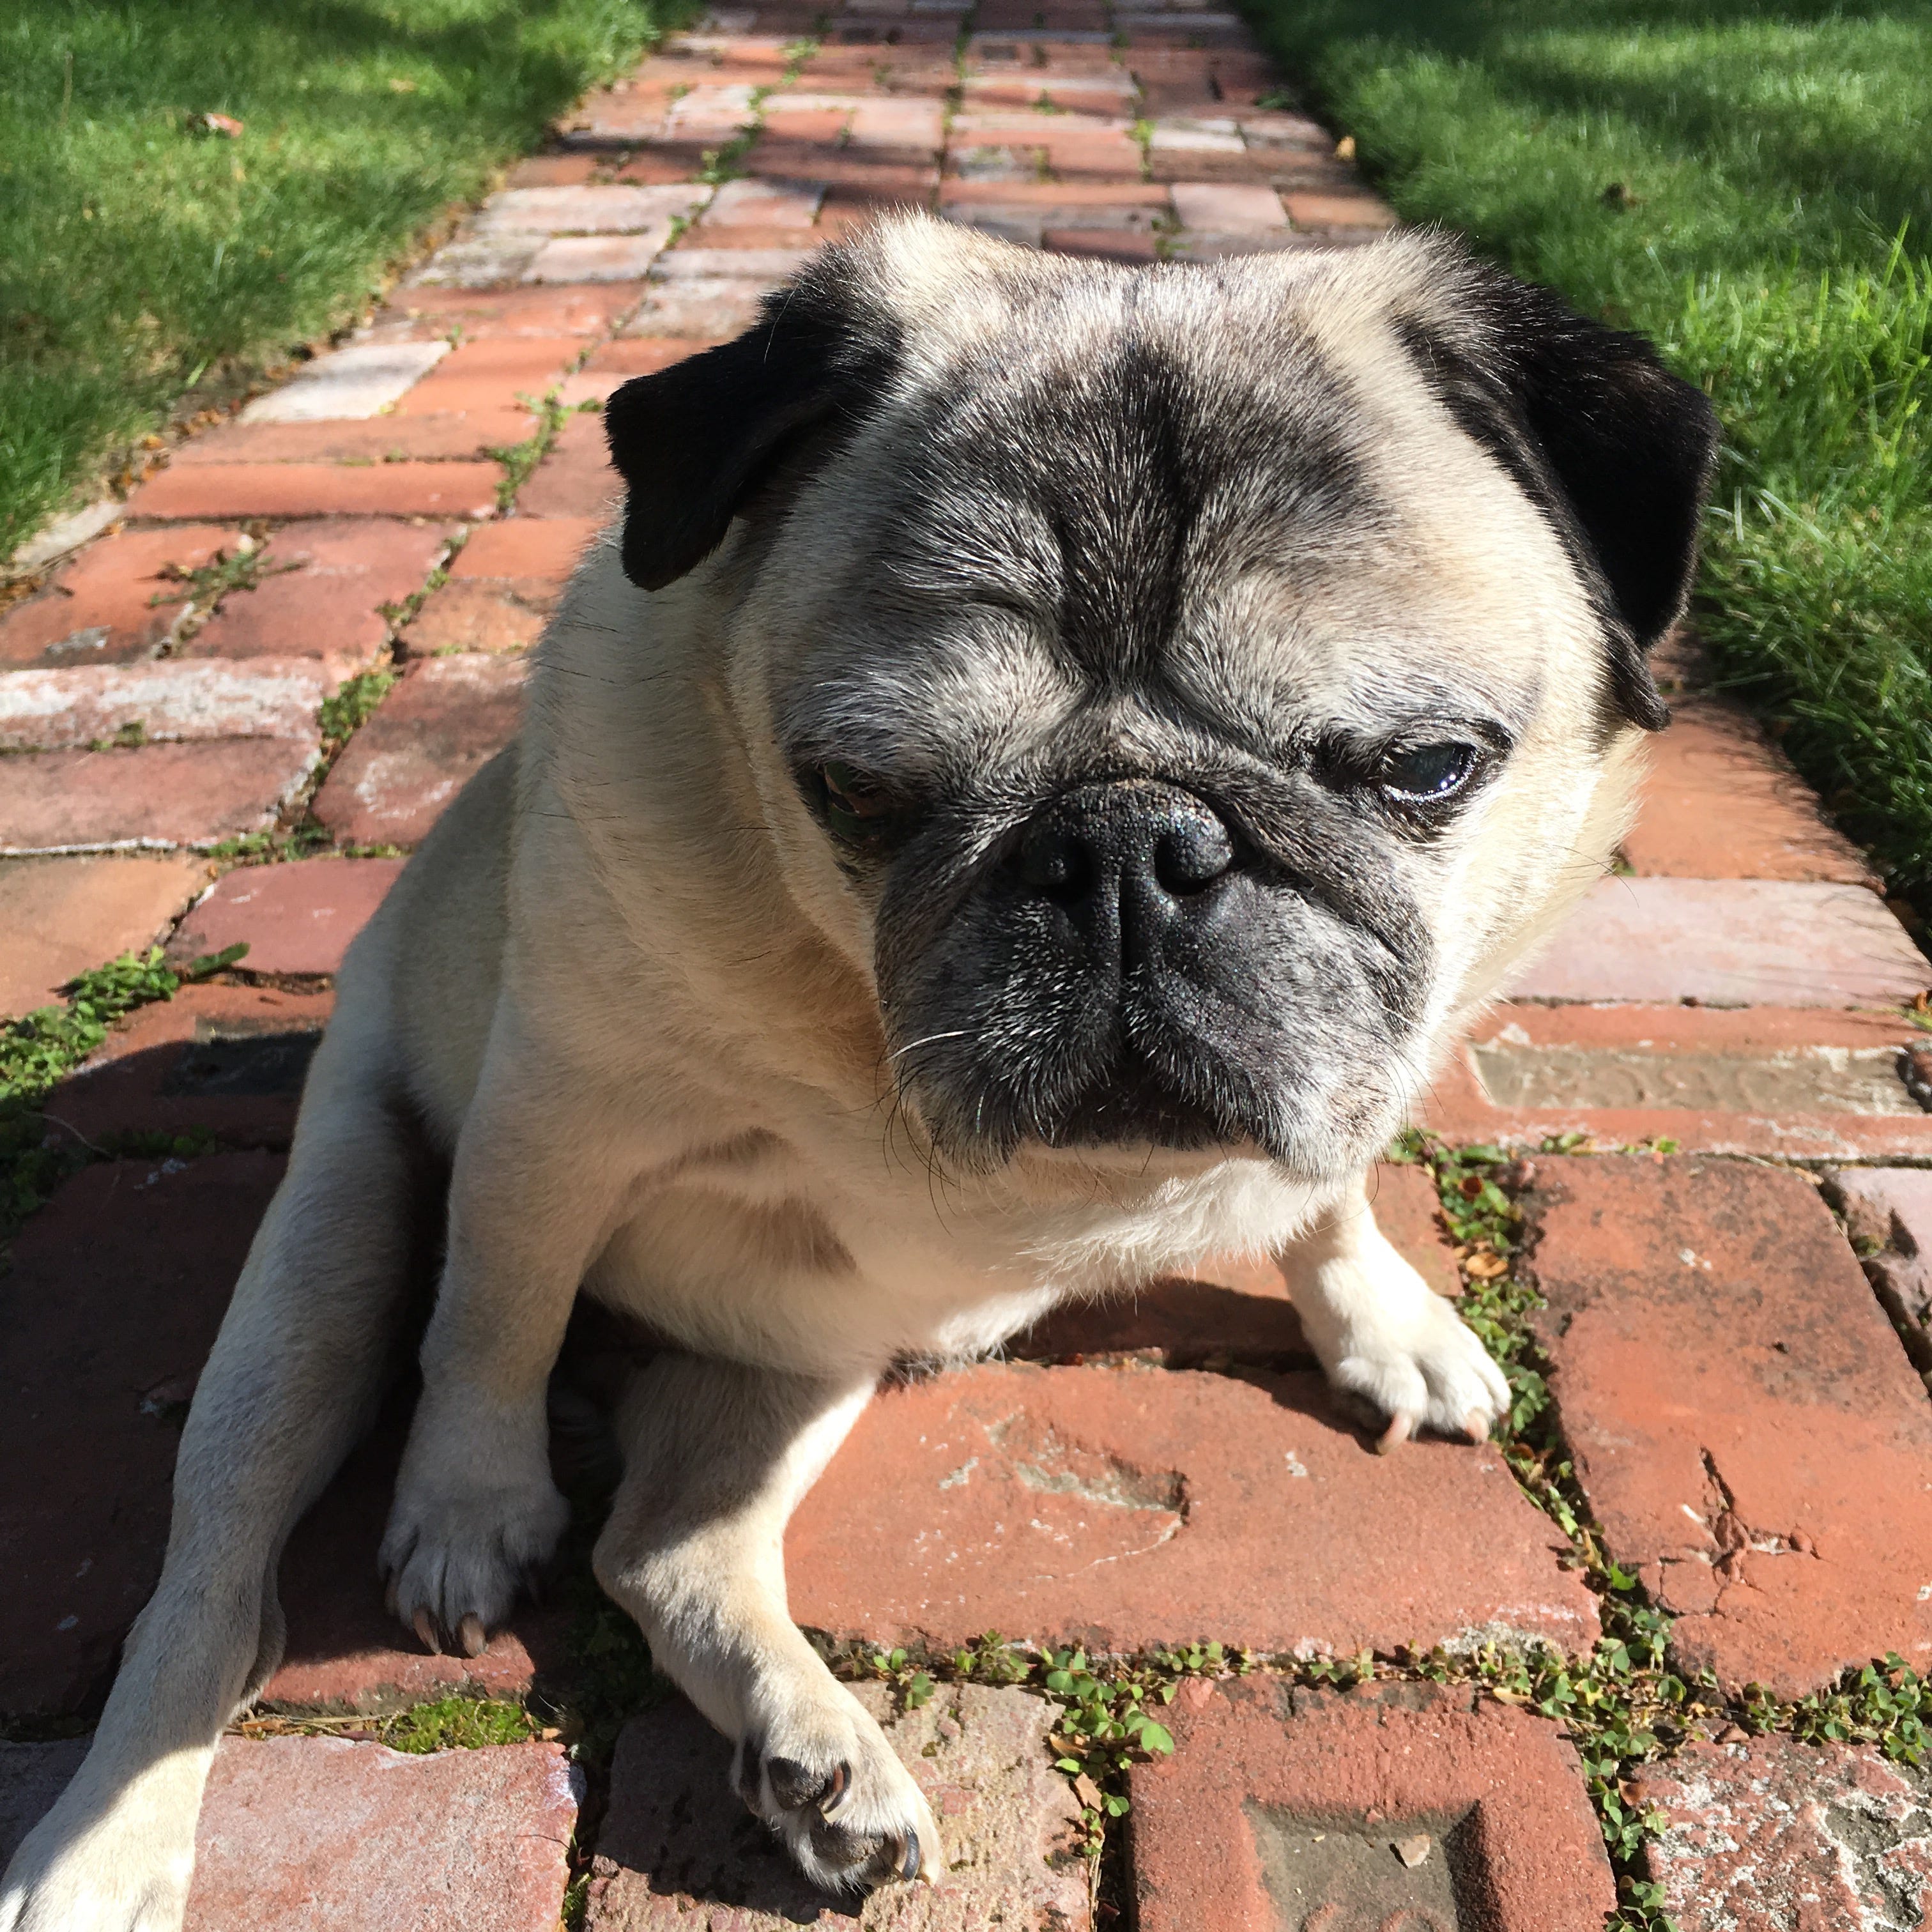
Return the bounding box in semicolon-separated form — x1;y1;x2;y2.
1248;0;1932;909
0;0;678;561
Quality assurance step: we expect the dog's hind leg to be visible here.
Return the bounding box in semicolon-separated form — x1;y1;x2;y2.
592;1351;943;1894
0;1000;432;1932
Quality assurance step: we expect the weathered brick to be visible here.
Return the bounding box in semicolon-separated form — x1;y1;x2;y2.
523;234;671;284
409;233;544;288
238;342;450;424
503;152;601;188
0;660;323;753
1526;1155;1932;1697
1169;180;1288;231
0;739;318;856
0;855;210;1017
512;413;622;520
127;463;499;523
1429;1002;1932;1161
450;516;603;583
167;859;404;979
172;411;535;464
700;175;827;227
183;1736;579;1931
312;656;525;848
1828;1166;1932;1390
1625;699;1876;883
1043;227;1162;262
0;1154;286;1717
652;245;815;281
363;284;643;342
586;1687;1088;1929
475;183;709;235
788;1361;1597;1657
1282;188;1397;230
180;519;448;672
1130;1680;1614;1932
0;525;236;669
401;516;601;654
1634;1734;1932;1930
1508;877;1930;1008
620;278;773;338
47;981;335;1151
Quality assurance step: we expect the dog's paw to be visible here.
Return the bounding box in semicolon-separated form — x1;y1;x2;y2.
0;1806;191;1932
378;1471;569;1655
732;1683;943;1894
1322;1288;1511;1451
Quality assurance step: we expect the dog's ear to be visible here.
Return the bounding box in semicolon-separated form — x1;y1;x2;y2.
603;274;898;592
1400;263;1720;730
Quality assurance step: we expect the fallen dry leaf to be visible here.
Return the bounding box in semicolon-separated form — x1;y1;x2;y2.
187;111;244;139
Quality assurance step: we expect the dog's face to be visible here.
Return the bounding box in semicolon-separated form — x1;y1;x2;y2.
606;219;1716;1181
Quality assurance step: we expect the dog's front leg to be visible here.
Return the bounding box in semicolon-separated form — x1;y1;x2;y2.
1276;1169;1510;1451
594;1351;942;1894
380;1016;636;1652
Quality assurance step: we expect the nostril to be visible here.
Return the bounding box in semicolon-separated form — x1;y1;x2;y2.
1154;815;1235;895
1015;822;1093;900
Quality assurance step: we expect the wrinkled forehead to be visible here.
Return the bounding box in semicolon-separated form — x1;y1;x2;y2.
760;270;1586;760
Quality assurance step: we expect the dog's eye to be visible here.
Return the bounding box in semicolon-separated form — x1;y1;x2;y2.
1376;742;1480;802
818;761;896;842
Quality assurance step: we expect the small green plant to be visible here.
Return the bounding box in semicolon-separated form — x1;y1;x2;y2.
487;389;573;509
318;667;397;744
148;539;296;613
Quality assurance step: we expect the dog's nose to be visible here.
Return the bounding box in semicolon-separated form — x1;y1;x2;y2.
1013;781;1237;954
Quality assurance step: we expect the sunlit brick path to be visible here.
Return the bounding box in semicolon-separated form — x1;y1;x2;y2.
4;2;1932;1926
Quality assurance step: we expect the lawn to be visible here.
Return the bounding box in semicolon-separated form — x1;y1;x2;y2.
0;0;674;564
1249;0;1932;912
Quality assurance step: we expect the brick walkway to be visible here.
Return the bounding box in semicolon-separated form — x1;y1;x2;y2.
4;1;1932;1926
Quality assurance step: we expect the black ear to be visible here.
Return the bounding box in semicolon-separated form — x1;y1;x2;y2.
1399;263;1720;730
602;275;898;592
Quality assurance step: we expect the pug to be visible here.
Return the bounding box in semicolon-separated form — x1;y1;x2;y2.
1;213;1715;1929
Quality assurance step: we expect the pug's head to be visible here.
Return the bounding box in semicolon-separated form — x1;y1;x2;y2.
605;217;1717;1181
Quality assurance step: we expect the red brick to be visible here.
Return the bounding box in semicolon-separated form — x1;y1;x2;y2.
504;152;601;187
1634;1733;1932;1928
621;278;772;339
1625;698;1875;883
525;233;670;284
47;981;335;1151
0;855;210;1016
1045;227;1161;261
167;858;404;979
401;579;552;656
0;525;234;669
0;660;325;753
450;517;602;581
1130;1680;1614;1932
0;1154;286;1716
1507;877;1930;1008
789;1362;1598;1657
172;519;447;675
512;411;621;519
586;1687;1087;1929
1525;1155;1932;1697
1830;1167;1932;1381
1170;180;1287;231
127;463;500;522
312;656;526;848
1427;1002;1932;1161
1282;188;1397;230
0;1739;91;1866
172;412;535;464
362;284;643;342
701;176;827;227
941;177;1169;209
1016;1161;1458;1362
0;739;319;855
394;337;585;417
185;1736;579;1931
581;336;719;376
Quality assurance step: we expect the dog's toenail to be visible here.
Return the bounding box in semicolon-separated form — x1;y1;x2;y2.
1465;1408;1490;1443
820;1762;852;1819
459;1614;487;1657
896;1832;921;1884
413;1609;442;1654
1376;1413;1413;1454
